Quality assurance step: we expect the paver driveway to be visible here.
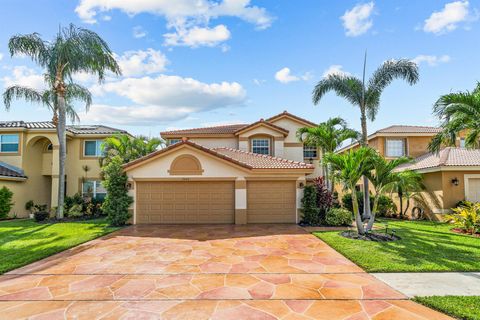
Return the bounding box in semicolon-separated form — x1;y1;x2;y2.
0;224;451;319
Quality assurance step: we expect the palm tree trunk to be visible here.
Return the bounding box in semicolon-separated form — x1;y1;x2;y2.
366;194;379;232
359;111;372;220
398;189;404;218
403;195;410;217
56;89;67;219
352;189;365;235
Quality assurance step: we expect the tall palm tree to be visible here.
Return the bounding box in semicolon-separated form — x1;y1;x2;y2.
312;54;419;219
3;24;121;219
324;147;376;235
100;134;164;165
297;117;359;190
429;83;480;152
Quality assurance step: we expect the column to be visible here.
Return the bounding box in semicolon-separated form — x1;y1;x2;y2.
296;177;306;223
235;177;247;224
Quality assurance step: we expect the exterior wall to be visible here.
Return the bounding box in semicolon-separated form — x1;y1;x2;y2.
1;180;28;218
407;136;432;158
188;137;238;149
237;126;284;157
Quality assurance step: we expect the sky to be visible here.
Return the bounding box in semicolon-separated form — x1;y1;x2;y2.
0;0;479;137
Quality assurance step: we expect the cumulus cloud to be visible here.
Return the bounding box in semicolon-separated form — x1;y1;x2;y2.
2;66;46;91
423;1;471;34
133;26;147;38
412;55;451;66
341;2;375;37
75;0;273;47
322;65;351;78
274;67;311;84
115;49;168;77
164;25;231;47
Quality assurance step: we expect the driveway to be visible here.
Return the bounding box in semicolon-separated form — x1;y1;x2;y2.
0;224;451;319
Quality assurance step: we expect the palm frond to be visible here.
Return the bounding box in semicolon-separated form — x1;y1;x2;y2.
3;85;49;110
8;33;49;66
312;74;363;107
65;83;92;112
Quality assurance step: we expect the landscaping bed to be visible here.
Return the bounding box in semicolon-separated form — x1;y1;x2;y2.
413;296;480;320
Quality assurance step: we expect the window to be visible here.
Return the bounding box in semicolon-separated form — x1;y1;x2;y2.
303;145;317;159
252;138;270;155
84;140;103;157
0;134;19;153
168;139;181;145
460;138;466;148
82;180;107;200
385;139;405;157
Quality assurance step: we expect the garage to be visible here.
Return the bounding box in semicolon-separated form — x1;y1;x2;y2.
136;181;235;224
466;177;480;202
247;180;297;223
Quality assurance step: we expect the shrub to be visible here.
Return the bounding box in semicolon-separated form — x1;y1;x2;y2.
342;192;374;213
102;156;133;226
301;185;321;225
376;195;397;217
445;201;480;234
313;177;333;211
67;203;83;218
0;186;14;219
34;211;49;222
325;208;353;226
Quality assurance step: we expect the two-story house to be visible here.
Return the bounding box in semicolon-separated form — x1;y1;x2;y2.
0;121;128;217
123;111;319;225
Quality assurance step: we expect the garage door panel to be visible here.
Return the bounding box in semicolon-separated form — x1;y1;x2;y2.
247;181;296;223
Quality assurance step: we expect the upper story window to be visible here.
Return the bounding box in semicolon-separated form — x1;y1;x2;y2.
385;139;406;157
0;134;19;153
460;138;466;148
84;140;103;157
252;138;270;155
167;139;181;146
303;145;317;159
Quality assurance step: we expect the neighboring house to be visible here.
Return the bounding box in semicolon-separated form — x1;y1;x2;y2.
0;121;128;217
123;111;319;225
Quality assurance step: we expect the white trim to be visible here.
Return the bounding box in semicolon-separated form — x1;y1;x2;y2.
416;166;480;173
83;139;103;157
432;208;452;214
251;138;270;155
464;174;480;202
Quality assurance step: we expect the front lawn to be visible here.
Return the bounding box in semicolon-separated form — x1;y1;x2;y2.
314;219;480;272
0;218;120;274
414;296;480;320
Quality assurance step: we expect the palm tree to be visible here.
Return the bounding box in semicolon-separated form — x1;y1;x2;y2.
101;134;164;165
429;83;480;152
297;117;359;190
324;147;376;235
3;24;121;219
365;154;412;231
312;54;419;220
386;170;424;218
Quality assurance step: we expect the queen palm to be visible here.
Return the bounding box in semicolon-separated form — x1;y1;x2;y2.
3;24;121;219
297;117;359;190
312;55;419;219
429;83;480;152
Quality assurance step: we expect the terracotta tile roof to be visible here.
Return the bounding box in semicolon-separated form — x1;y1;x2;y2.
123;140;313;171
234;119;289;136
266;110;317;127
0;162;26;179
397;147;480;171
0;121;127;135
161;124;248;136
376;125;442;134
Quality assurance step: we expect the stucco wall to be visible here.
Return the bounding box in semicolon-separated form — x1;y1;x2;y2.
188;137;238;149
407;136;432;158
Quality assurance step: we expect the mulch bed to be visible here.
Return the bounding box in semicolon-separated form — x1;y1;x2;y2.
341;230;401;242
451;228;480;238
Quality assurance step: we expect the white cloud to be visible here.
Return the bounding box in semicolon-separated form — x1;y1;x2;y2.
341;2;375;37
322;65;351;78
164;25;231;47
115;49;168;77
132;26;147;38
102;15;112;21
412;55;451;66
423;1;470;34
201;120;244;127
274;67;310;84
253;78;266;86
2;66;46;91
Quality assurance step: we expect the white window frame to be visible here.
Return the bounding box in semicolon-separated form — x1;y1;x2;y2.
251;138;270;155
83;140;103;157
0;134;19;153
82;180;107;199
303;145;318;159
385;138;406;157
168;139;181;145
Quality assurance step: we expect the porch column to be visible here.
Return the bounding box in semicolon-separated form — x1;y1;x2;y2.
296;177;306;223
235;177;247;224
50;145;60;209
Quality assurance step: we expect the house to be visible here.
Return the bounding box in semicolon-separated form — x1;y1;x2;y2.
0;121;128;217
123;111;320;225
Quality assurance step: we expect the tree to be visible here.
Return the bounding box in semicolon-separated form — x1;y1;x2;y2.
429;83;480;152
386;170;424;218
4;24;121;219
365;153;411;231
312;55;419;219
102;156;133;226
100;134;164;165
324;147;376;235
297;117;358;190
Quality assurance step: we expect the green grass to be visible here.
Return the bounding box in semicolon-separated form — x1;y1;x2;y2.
0;218;120;274
313;219;480;272
414;296;480;320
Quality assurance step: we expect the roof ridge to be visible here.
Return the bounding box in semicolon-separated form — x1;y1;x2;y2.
161;123;248;134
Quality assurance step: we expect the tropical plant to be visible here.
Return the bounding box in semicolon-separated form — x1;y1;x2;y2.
385;170;424;218
325;208;353;226
100;134;164;165
312;55;419;219
313;176;334;212
445;201;480;234
297;117;358;190
429;83;480;152
0;186;14;219
300;185;321;225
3;24;121;219
102;156;133;226
324;147;376;234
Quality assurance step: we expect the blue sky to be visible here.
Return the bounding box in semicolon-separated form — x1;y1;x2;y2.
0;0;479;136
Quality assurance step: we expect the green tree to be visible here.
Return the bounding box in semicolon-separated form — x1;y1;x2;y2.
324;147;376;234
102;156;133;226
429;83;480;152
0;186;14;219
386;170;424;218
301;185;321;225
100;134;164;165
3;24;121;219
312;55;419;219
297;117;358;190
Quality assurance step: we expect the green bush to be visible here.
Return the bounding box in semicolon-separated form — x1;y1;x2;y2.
325;208;353;226
342;192;373;213
301;185;321;225
102;156;133;226
34;211;49;222
376;195;397;217
67;203;83;218
0;186;14;219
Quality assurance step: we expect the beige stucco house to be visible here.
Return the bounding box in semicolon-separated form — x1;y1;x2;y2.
0;121;127;217
123;111;320;225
